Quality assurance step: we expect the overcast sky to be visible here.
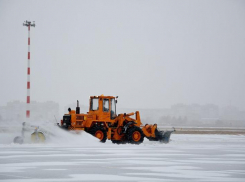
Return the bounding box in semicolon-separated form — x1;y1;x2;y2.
0;0;245;110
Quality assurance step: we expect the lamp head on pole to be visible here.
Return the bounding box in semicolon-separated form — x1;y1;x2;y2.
23;20;35;27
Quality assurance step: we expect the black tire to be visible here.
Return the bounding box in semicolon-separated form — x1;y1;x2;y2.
111;140;127;144
89;126;107;143
126;127;144;144
111;140;121;144
13;136;23;144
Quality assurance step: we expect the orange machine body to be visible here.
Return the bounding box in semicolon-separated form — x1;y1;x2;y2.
60;95;167;144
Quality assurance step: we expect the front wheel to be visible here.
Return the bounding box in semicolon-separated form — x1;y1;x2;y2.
89;126;107;143
126;127;144;144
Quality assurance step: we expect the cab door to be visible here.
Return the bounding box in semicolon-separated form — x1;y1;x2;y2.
101;98;110;120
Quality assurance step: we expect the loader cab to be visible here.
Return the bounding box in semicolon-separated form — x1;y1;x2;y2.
89;95;117;120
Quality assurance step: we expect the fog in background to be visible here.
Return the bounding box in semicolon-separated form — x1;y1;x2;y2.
0;0;245;123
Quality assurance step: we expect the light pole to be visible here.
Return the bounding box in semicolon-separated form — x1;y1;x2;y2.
23;20;35;120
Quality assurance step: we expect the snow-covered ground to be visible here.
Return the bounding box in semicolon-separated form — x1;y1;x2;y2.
0;128;244;181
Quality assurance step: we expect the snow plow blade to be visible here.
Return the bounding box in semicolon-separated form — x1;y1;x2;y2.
142;124;175;143
31;131;46;143
154;130;174;143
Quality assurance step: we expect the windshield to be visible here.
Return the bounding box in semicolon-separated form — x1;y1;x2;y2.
110;98;116;119
90;98;99;111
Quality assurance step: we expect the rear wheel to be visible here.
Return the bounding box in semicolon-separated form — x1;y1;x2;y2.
126;127;144;144
90;126;107;143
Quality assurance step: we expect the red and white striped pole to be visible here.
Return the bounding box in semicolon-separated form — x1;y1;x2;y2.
23;20;35;120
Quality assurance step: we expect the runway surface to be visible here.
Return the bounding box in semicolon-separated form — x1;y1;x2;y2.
0;131;244;182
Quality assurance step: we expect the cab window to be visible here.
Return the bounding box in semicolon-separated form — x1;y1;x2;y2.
90;98;99;111
110;98;116;119
103;99;109;112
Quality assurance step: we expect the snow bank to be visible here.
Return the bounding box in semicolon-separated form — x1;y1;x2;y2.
43;123;101;146
0;121;101;146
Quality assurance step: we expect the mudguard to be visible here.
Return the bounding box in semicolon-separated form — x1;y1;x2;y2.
122;121;136;134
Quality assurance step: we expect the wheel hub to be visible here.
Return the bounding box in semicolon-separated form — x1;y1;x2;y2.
95;131;104;140
132;131;141;142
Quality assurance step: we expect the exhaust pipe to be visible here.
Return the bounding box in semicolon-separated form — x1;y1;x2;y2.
76;100;80;114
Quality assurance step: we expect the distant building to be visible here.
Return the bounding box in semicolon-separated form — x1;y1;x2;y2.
0;101;59;125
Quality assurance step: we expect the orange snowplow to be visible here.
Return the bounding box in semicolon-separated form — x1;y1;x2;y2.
58;95;174;144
